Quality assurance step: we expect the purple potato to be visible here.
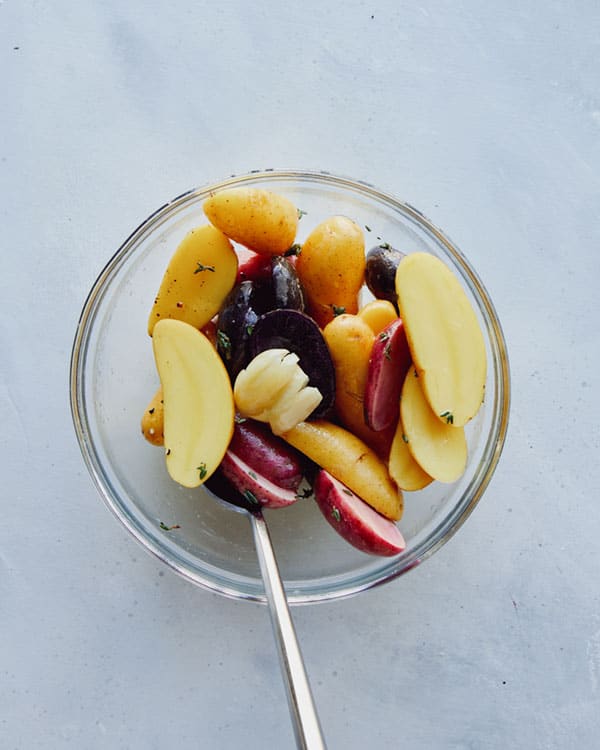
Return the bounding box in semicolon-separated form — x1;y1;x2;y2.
365;243;406;305
270;256;305;311
249;309;335;418
216;281;261;380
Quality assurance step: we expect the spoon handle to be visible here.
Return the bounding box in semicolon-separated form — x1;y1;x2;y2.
250;511;327;750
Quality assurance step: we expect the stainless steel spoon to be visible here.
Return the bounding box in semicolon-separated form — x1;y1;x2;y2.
205;477;326;750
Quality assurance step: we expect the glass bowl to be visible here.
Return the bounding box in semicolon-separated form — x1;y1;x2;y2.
70;169;510;603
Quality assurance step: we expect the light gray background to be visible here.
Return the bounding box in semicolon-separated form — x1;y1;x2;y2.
2;1;600;748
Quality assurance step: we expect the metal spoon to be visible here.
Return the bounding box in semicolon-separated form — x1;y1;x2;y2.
205;476;326;750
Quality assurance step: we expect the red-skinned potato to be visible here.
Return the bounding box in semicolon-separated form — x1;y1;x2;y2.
364;318;412;431
313;470;405;556
220;450;300;509
237;252;272;283
229;419;304;490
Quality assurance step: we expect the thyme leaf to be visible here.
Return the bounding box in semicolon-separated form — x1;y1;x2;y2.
194;262;215;274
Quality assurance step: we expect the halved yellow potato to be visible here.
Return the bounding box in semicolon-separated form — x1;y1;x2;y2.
203;187;298;255
388;416;433;491
282;420;402;520
148;225;237;336
152;320;234;488
395;252;486;427
400;366;466;483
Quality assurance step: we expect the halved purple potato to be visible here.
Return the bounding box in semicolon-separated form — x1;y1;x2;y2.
313;469;405;556
249;309;335;418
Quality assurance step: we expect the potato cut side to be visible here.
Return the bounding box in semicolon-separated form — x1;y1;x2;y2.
282;420;402;520
203;187;298;256
148;224;238;336
152;320;234;488
400;366;466;483
395;252;486;427
388;416;433;491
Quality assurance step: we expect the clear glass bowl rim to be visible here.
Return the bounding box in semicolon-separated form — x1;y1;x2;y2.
70;168;511;604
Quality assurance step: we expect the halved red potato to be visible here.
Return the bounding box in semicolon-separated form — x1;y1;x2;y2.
313;470;405;556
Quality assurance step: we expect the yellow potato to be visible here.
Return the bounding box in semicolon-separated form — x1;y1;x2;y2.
282;420;402;520
153;320;234;488
203;187;298;255
296;216;365;328
141;387;164;446
400;366;467;483
148;225;238;336
323;313;394;457
395;252;486;426
358;299;398;335
388;416;433;491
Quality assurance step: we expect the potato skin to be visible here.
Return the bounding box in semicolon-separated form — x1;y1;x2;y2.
282;420;402;521
323;314;395;458
295;216;365;328
141;387;164;446
358;299;397;335
148;225;238;336
203;188;298;256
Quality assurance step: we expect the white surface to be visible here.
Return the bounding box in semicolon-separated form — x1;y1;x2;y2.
2;1;600;748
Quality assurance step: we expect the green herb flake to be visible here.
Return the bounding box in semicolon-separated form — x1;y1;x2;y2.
160;521;181;531
246;324;254;336
342;488;353;496
197;463;208;480
284;243;302;257
194;262;215;274
379;242;392;250
217;330;232;359
248;471;257;480
378;331;390;342
365;225;371;232
297;208;307;220
332;305;346;317
234;414;247;424
384;342;392;361
243;489;260;506
295;487;313;500
331;507;342;522
439;411;454;425
402;434;409;444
